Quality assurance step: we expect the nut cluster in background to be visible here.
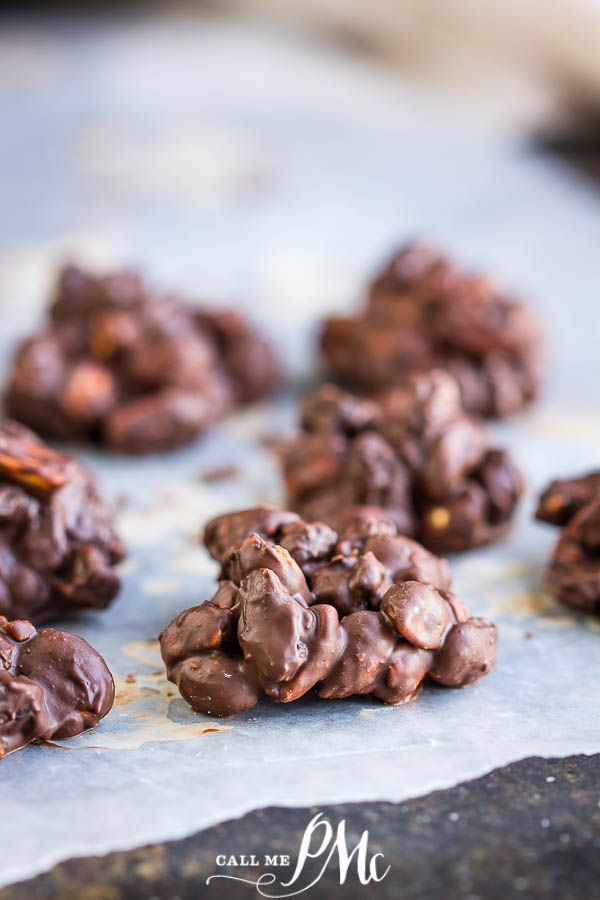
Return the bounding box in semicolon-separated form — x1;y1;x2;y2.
281;371;523;554
321;242;542;418
5;264;279;454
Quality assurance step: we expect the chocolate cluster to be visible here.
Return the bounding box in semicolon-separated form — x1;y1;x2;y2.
5;263;279;453
160;507;498;717
321;242;542;418
536;471;600;613
0;420;124;623
280;370;523;554
0;616;114;757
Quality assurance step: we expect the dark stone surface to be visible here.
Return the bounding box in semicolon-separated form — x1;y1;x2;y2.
2;753;600;900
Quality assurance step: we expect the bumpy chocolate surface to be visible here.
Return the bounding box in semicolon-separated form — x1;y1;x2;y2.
536;472;600;613
160;507;497;717
280;371;523;554
0;420;124;622
0;616;114;757
321;242;542;418
5;264;279;453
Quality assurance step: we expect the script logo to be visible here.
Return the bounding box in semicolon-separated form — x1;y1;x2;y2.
206;812;391;896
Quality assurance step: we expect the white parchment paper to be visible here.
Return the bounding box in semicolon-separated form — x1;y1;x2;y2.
1;12;600;889
2;405;600;888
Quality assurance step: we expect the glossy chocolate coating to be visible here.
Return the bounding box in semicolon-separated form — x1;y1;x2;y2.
536;472;600;613
281;371;523;554
160;507;497;717
0;616;114;757
5;263;279;454
0;420;124;622
321;242;542;418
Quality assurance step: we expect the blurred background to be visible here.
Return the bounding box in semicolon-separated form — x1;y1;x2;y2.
1;0;599;405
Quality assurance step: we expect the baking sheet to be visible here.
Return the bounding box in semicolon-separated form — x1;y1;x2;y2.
1;12;600;889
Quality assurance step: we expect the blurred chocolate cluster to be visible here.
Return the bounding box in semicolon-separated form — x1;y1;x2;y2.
0;616;114;757
5;264;279;454
281;370;523;554
160;506;498;717
321;242;542;418
0;420;124;623
536;471;600;613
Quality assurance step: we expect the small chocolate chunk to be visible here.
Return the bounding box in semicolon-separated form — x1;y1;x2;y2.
104;386;229;455
311;555;364;617
277;519;338;573
159;603;237;670
347;551;391;609
0;671;51;757
282;433;348;500
360;533;452;592
316;611;396;699
176;652;260;718
536;472;600;528
380;582;453;649
420;483;491;554
223;534;313;607
330;508;398;556
373;644;432;705
300;384;379;435
429;619;498;686
204;507;300;567
238;568;316;684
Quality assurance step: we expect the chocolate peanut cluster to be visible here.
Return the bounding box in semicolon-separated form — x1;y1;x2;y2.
160;507;498;717
0;616;114;757
0;420;124;623
5;263;279;453
280;370;523;554
536;471;600;613
321;242;542;418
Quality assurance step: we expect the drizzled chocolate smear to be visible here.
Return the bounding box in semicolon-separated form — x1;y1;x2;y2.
280;371;523;554
161;507;497;717
0;616;114;757
5;263;279;454
0;420;124;622
536;471;600;613
321;242;542;418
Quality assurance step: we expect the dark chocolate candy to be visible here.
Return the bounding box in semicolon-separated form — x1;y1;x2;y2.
536;472;600;613
5;263;279;454
321;242;542;418
280;371;523;554
160;507;497;717
0;616;114;757
0;420;124;622
536;472;600;528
